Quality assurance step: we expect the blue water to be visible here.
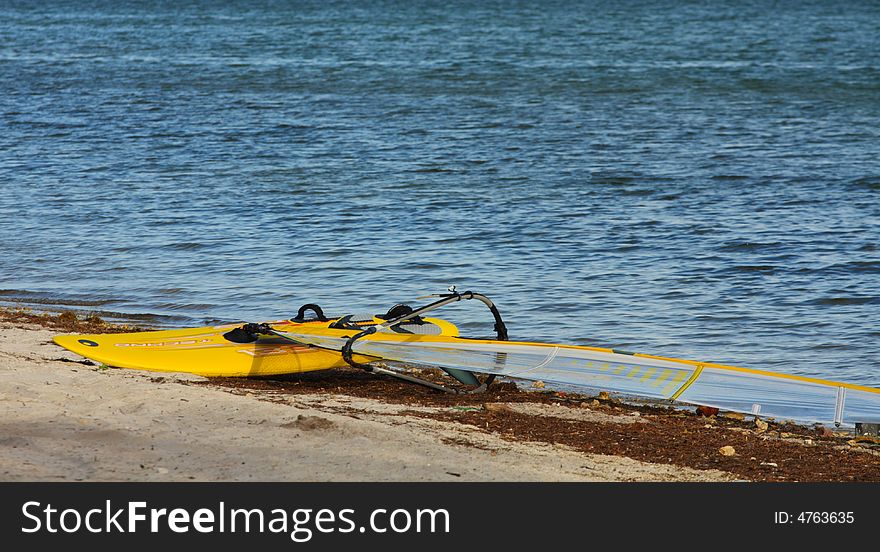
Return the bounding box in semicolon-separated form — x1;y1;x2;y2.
1;0;878;384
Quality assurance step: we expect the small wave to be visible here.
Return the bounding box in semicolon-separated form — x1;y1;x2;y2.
851;176;880;190
809;343;853;351
8;119;86;130
616;188;655;197
733;265;778;273
848;261;880;273
810;261;880;275
718;241;781;252
0;303;184;327
163;242;206;251
588;175;637;186
158;288;185;295
1;297;116;307
811;297;878;306
0;290;116;307
410;166;453;173
153;303;217;311
71;308;188;326
0;289;37;297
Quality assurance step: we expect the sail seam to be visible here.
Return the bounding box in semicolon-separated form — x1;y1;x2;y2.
669;364;703;400
508;346;560;377
834;387;847;427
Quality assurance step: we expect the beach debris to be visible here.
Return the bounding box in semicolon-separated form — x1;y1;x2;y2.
696;405;719;417
532;380;545;389
597;391;610;401
760;462;778;468
53;356;96;366
847;437;880;448
719;445;736;457
58;311;78;325
589;399;601;408
754;419;769;432
483;402;514;414
281;415;335;431
818;426;835;438
721;412;745;421
855;423;880;437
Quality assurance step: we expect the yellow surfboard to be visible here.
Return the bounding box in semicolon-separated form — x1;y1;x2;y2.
53;316;458;377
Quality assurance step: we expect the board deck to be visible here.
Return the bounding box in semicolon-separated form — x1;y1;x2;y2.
53;316;458;377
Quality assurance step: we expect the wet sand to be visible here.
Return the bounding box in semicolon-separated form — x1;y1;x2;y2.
1;310;878;482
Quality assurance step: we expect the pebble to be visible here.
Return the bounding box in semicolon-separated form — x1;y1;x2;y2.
755;419;769;432
719;445;736;457
696;405;719;417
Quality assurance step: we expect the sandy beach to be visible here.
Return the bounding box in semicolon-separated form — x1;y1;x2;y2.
2;312;878;482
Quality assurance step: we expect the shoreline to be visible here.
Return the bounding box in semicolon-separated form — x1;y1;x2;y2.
2;309;878;482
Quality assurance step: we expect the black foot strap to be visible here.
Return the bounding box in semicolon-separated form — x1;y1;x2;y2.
223;323;273;344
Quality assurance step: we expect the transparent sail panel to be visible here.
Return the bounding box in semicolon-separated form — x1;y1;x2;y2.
358;340;696;400
280;331;880;426
841;389;880;424
674;369;840;424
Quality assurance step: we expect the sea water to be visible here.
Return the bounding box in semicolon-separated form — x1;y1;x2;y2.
1;0;878;383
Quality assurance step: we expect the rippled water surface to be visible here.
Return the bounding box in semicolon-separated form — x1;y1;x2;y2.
1;0;878;383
